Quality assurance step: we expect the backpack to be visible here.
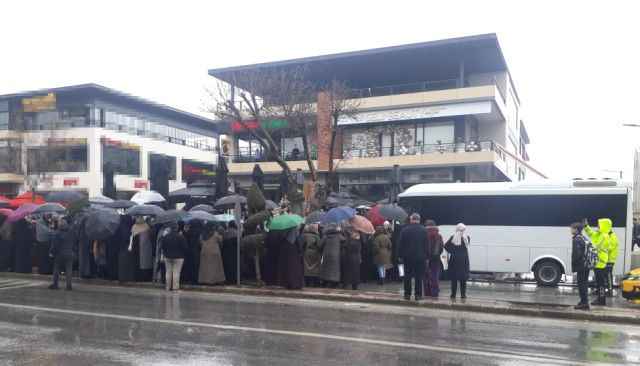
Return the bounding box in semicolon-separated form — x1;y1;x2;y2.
583;236;598;270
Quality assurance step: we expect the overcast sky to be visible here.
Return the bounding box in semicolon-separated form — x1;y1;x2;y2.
1;1;639;180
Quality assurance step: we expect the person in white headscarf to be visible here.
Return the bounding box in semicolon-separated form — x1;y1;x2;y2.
444;223;470;299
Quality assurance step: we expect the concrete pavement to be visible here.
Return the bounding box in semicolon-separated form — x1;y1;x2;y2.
0;279;639;365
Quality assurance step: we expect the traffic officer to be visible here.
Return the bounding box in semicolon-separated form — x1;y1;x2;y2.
584;218;615;306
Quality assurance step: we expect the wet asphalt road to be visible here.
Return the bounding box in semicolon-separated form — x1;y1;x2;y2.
0;278;638;365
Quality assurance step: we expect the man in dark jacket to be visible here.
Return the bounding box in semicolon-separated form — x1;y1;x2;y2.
571;222;589;310
49;217;74;291
398;213;428;301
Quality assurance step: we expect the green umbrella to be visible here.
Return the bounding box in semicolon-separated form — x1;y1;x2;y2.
268;214;303;231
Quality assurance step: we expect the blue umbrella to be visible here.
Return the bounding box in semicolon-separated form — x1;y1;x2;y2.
320;206;356;224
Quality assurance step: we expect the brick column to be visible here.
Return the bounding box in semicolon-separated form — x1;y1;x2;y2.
316;91;332;171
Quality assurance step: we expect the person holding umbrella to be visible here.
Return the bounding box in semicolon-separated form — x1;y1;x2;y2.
319;224;343;288
160;222;188;291
49;217;74;291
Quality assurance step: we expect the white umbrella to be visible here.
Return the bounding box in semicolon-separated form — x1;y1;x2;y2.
131;190;166;205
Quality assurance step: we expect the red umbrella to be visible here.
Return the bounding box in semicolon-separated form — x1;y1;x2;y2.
367;205;385;227
9;192;46;208
350;215;375;235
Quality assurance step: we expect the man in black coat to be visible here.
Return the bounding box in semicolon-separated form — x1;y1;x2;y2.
571;222;589;310
49;217;74;291
398;213;428;301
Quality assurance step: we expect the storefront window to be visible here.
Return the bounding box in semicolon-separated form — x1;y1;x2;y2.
102;138;140;176
28;142;88;173
149;153;177;180
0;101;9;130
0;140;21;173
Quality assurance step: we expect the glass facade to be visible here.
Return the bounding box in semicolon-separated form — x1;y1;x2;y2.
102;139;141;176
149;153;177;180
27;143;88;173
0;140;22;174
0;101;9;130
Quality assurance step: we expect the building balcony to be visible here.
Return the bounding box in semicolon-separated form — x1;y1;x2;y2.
227;149;318;175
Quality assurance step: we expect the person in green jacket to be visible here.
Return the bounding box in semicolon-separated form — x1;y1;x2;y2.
584;218;615;306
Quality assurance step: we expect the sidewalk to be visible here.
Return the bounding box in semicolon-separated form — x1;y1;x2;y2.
2;272;639;325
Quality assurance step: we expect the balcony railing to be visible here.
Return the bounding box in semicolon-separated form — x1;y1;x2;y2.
231;148;318;163
349;79;460;99
344;141;494;159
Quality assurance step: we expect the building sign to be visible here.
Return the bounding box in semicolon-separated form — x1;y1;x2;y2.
100;137;140;150
47;138;87;146
231;119;288;133
134;180;148;189
63;178;79;186
338;101;493;126
22;93;56;113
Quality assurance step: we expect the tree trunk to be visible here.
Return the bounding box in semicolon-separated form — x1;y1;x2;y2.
327;119;338;192
301;134;317;181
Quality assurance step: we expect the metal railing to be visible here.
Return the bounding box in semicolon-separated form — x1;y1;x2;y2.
349;79;460;99
344;141;493;159
231;148;318;163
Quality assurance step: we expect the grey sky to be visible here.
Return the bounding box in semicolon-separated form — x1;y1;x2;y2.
1;1;638;180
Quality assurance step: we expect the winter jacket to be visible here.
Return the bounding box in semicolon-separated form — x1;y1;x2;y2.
584;219;617;269
161;231;188;259
341;235;362;286
199;232;225;284
398;223;428;261
302;229;322;277
372;228;392;268
319;229;343;282
444;236;470;281
50;227;75;259
426;227;444;263
571;233;587;272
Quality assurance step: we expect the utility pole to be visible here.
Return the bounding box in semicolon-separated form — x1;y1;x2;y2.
622;123;640;215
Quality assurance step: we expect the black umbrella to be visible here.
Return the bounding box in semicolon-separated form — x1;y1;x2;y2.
378;204;408;222
169;184;216;203
45;191;85;204
214;194;247;209
126;204;165;217
85;207;121;241
153;210;189;225
215;154;229;199
106;200;137;210
305;210;324;224
189;204;215;213
33;203;67;215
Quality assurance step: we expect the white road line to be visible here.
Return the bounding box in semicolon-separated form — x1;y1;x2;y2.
0;302;608;366
0;282;41;291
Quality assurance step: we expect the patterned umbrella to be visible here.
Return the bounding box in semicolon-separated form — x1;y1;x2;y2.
349;215;375;235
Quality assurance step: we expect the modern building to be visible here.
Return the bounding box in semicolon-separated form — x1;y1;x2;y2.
209;33;545;201
0;84;219;198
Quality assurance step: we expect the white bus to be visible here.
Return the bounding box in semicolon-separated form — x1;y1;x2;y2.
398;180;633;286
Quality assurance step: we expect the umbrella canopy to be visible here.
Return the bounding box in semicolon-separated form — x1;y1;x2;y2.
169;185;216;202
85;207;121;241
268;214;304;231
350;215;375;235
265;200;278;210
213;214;235;223
131;190;166;205
321;206;356;224
366;207;385;227
9;192;46;208
189;204;215;213
0;208;13;217
214;194;247;209
375;204;408;223
305;210;324;224
106;200;137;209
185;210;217;222
7;203;39;223
46;191;85;204
88;195;114;205
33;203;67;215
126;204;165;217
153;210;189;225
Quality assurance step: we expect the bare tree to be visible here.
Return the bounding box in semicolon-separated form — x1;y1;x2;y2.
322;80;360;193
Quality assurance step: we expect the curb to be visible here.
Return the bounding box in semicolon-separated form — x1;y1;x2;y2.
2;272;639;325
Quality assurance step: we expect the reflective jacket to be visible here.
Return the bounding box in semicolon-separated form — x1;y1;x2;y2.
584;218;615;269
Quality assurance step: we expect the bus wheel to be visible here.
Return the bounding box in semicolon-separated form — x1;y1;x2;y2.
534;260;562;287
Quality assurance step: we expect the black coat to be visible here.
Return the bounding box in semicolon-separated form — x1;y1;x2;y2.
571;234;587;272
162;231;188;259
444;236;470;281
398;224;428;262
13;220;34;273
341;236;362;286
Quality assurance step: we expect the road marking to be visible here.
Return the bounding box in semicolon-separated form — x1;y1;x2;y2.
0;302;608;366
0;281;41;291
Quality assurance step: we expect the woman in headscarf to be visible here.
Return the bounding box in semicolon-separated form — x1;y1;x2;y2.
302;224;322;287
319;224;343;288
130;216;153;281
221;221;239;285
277;225;305;290
341;227;362;290
444;223;470;299
198;224;226;285
425;219;444;297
